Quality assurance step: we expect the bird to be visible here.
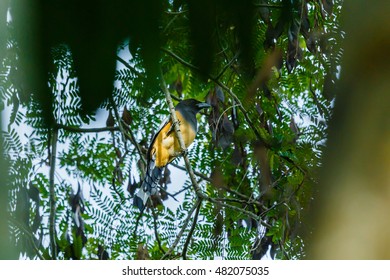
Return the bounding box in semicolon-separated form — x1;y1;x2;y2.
133;99;211;211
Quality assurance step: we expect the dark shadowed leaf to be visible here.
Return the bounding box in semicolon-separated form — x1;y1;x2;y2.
251;235;272;260
210;166;224;190
121;106;132;126
301;5;310;39
187;0;216;76
262;84;272;98
213;207;223;237
231;143;243;166
289;116;300;142
231;100;239;129
286;40;303;73
306;32;317;54
150;195;163;209
98;245;110;260
218;115;234;149
174;76;183;97
321;0;334;15
264;20;285;50
27;182;40;204
206;87;220;108
256;103;264;117
257;0;270;23
106;110;115;127
215;86;225;103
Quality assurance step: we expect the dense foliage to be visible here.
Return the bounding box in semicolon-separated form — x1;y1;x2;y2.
1;0;343;259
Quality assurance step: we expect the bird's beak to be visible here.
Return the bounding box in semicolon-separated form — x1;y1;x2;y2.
197;102;211;109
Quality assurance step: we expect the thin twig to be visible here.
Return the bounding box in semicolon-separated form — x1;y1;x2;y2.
151;207;166;255
253;3;284;9
170;184;192;198
106;101;129;203
213;196;258;207
165;10;188;15
133;209;144;240
158;186;179;202
120;121;147;166
161;48;199;73
215;81;265;143
214;103;240;137
8;215;45;260
162;199;201;259
170;162;211;182
206;196;271;229
56;123;119;133
109;98;126;143
163;13;179;34
279;154;307;176
49;128;58;259
182;198;202;260
110;150;129;202
116;56;142;77
219;184;269;211
279;240;291;260
215;51;240;80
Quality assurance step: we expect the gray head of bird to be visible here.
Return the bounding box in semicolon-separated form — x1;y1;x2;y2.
175;98;211;114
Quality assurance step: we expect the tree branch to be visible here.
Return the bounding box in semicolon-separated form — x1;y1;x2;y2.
56;123;119;133
213;196;259;207
253;3;283;9
49;128;58;259
215;51;240;80
116;55;142;77
8;215;45;260
220;185;266;210
162;199;201;259
120;121;147;166
151;207;166;255
161;48;199;72
164;10;188;15
204;195;271;228
170;184;192;198
182;198;202;260
170;162;211;182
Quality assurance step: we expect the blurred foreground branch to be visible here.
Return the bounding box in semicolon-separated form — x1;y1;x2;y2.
307;1;390;259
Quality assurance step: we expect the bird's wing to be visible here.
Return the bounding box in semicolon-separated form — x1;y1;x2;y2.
134;115;175;210
146;116;170;161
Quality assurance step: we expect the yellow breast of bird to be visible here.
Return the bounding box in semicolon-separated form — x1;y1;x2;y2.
152;111;196;167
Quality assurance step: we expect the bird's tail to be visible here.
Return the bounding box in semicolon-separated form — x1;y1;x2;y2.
133;160;163;211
